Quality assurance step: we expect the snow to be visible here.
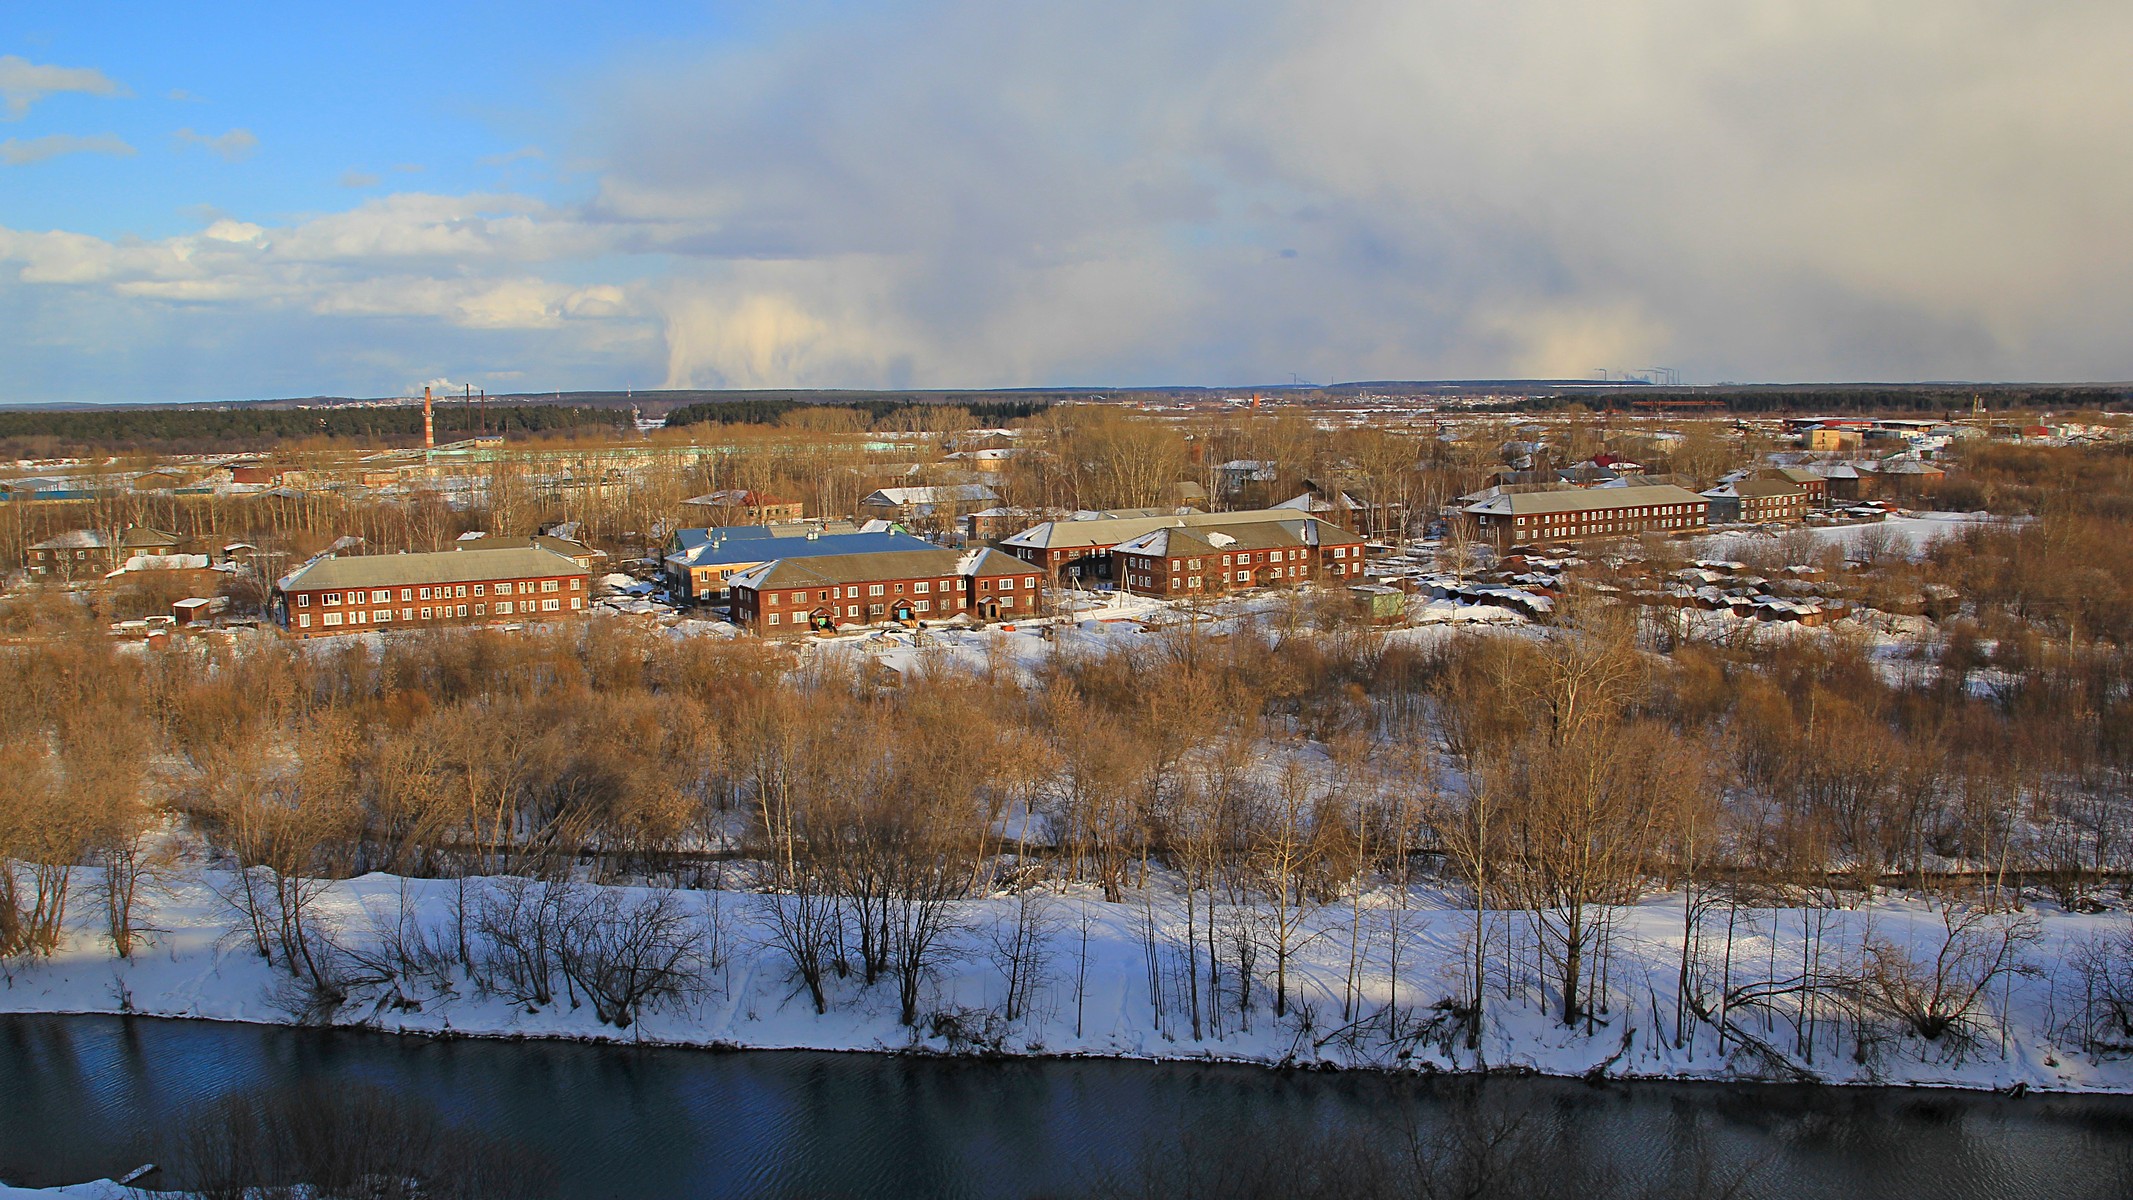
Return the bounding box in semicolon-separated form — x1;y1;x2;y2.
5;863;2130;1097
1701;511;2002;560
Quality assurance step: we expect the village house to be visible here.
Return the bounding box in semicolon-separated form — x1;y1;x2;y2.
664;524;930;604
857;485;1002;526
1000;507;1343;582
1701;477;1812;524
680;490;806;524
275;545;591;638
1106;518;1369;598
729;546;1043;633
1463;483;1709;544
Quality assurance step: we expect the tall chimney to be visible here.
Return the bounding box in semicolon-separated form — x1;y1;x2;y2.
423;385;435;451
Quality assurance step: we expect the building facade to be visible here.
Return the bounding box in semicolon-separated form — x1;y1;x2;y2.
276;545;591;638
1000;507;1346;582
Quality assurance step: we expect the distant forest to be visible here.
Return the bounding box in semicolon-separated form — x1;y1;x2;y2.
0;405;629;457
663;398;1053;427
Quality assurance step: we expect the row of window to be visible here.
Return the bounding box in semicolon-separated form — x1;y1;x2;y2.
758;576;1038;609
297;578;579;607
760;593;1022;626
296;596;580;628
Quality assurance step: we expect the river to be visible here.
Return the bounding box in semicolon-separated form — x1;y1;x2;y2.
2;1015;2131;1199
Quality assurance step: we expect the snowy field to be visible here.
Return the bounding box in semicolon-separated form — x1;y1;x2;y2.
1700;510;2003;561
4;864;2130;1101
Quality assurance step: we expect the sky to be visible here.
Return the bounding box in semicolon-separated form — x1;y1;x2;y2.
2;0;2131;404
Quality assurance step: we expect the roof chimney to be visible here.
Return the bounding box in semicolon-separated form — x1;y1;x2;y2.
423;385;435;452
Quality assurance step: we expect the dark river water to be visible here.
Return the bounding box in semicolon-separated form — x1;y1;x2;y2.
3;1014;2133;1199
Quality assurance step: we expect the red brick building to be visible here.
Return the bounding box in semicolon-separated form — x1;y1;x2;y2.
1000;508;1355;583
1463;483;1709;545
1107;518;1369;597
276;545;591;637
729;547;1043;633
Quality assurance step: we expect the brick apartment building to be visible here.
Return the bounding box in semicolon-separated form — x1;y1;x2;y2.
276;544;591;637
729;546;1043;633
1463;483;1709;544
1000;508;1350;582
1108;518;1369;597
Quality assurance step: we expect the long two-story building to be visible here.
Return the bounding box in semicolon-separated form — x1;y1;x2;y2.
729;547;1043;633
1107;517;1369;597
276;544;591;638
1000;507;1348;582
1462;483;1709;545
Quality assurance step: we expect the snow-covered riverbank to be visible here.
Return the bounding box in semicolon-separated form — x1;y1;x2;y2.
4;864;2131;1096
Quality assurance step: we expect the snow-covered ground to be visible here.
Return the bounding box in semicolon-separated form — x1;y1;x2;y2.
1701;510;2002;560
4;864;2130;1096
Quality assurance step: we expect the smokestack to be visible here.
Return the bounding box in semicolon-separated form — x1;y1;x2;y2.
423;385;435;451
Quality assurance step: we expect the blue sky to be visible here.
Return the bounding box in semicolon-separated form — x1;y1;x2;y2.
4;1;2132;403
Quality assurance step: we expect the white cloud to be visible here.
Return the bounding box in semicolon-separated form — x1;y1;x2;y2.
0;55;125;119
0;133;134;165
8;0;2133;401
175;127;258;162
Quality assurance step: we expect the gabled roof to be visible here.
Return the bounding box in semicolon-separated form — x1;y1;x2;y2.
1111;518;1350;558
730;546;1036;592
861;485;1001;507
280;545;587;592
1003;507;1356;552
1463;483;1708;518
668;529;931;570
29;529;112;550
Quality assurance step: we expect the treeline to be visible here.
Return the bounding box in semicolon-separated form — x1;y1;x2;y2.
0;404;630;456
1506;385;2133;416
664;398;1051;428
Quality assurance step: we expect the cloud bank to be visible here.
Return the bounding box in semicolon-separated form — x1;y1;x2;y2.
3;0;2133;401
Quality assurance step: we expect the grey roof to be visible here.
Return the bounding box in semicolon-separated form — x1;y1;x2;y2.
280;545;587;592
669;529;932;570
731;546;1035;592
1002;507;1343;552
1464;483;1708;518
29;529;111;550
1112;518;1360;559
861;485;1001;507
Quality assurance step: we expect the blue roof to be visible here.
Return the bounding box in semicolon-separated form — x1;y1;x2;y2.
670;529;933;568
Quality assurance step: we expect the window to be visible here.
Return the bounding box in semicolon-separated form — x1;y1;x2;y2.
474;584;486;597
375;610;391;623
401;588;413;601
542;599;559;612
372;590;388;603
847;586;860;598
401;608;413;621
520;582;533;594
916;600;931;612
421;607;433;620
914;581;930;593
792;591;807;604
475;604;485;616
456;586;468;598
768;612;780;626
419;588;432;600
847;605;859;617
323;612;343;627
496;601;512;616
869;584;885;597
298;614;310;628
1000;596;1014;609
1000;577;1015;589
297;594;310;607
324;593;341;606
542;580;559;593
570;597;583;610
456;605;469;617
569;578;582;590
